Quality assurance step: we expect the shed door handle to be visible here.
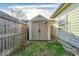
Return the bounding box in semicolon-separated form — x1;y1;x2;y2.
39;29;40;33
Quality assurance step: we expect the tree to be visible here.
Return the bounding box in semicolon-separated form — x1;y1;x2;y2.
9;8;27;20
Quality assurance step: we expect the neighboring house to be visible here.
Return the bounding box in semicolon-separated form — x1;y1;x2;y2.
29;15;50;40
50;3;79;55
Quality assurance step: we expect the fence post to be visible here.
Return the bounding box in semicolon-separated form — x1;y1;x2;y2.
4;38;6;50
8;37;10;49
1;38;3;53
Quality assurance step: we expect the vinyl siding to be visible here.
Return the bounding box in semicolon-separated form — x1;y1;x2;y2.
68;7;79;36
52;3;79;48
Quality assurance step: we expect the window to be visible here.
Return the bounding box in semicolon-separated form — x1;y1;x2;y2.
58;16;67;31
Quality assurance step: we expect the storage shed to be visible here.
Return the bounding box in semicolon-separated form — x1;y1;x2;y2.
29;15;50;40
50;3;79;55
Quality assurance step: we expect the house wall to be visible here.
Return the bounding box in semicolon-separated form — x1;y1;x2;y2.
53;17;59;37
50;19;56;40
53;3;79;48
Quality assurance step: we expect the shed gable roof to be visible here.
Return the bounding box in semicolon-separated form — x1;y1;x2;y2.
31;14;49;21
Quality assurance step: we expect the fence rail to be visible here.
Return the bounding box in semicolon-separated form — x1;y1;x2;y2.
0;32;27;55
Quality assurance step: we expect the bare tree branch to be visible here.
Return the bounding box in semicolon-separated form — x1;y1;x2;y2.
9;8;27;20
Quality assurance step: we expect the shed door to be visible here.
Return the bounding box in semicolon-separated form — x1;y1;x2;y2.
32;23;39;40
40;22;48;40
32;21;48;40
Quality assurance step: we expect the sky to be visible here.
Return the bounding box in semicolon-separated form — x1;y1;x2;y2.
0;0;77;3
0;3;60;20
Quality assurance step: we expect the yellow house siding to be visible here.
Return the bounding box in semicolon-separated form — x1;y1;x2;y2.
52;4;79;37
50;3;71;18
68;7;79;36
50;3;79;49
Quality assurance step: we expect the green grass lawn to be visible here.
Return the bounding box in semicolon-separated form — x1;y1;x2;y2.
15;40;74;56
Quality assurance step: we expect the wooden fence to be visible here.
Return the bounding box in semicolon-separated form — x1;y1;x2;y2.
0;11;27;55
